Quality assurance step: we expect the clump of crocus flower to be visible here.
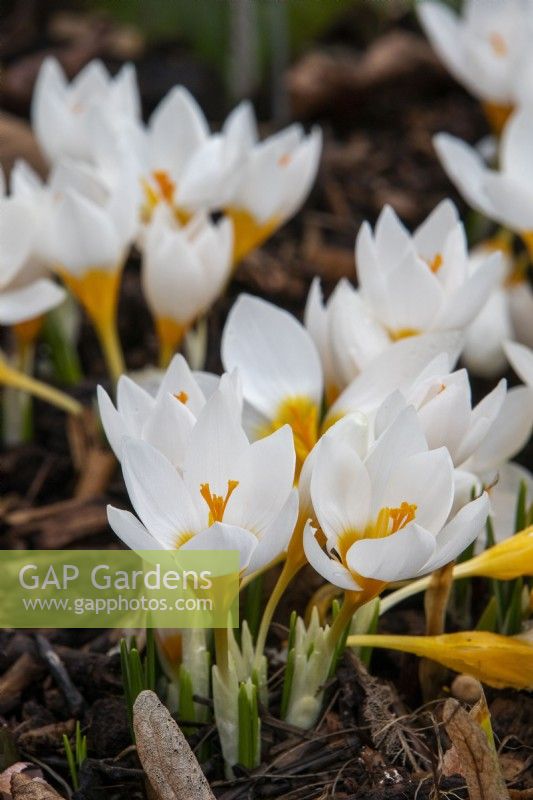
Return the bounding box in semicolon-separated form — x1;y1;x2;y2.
1;53;532;780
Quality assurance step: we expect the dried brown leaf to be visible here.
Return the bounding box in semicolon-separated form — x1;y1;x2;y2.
10;773;62;800
442;698;510;800
133;690;215;800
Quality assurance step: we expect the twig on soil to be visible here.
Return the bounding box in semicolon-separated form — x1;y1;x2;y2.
34;636;85;717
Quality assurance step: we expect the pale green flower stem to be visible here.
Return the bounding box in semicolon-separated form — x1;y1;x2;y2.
253;558;302;671
0;352;82;419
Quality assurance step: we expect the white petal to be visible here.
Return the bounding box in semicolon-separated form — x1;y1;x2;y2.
222;294;322;418
0;279;65;325
483;173;533;231
142;392;196;468
229;425;295;534
454;379;506;465
436;250;503;329
329;331;463;420
180;522;257;572
462;288;513;378
148;86;209;178
311;435;371;540
413;199;459;260
97;384;129;459
182;386;250;514
365;406;428;502
423;493;489;572
468;385;533;472
116;375;154;433
347;523;436;582
377;448;454;534
156;353;207;414
504;340;533;387
433;133;494;218
416;3;476;93
121;438;200;547
303;521;361;590
244;489;299;576
107;506;164;550
50;190;122;274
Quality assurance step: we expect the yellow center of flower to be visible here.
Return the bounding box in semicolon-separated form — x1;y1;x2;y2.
482;101;514;134
224;207;280;266
259;396;319;480
140;171;192;226
200;480;239;525
336;501;417;566
155;318;188;369
388;327;420;342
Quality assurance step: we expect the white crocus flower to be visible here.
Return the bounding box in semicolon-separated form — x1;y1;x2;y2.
125;89;256;225
462;244;533;378
222;293;463;476
355;201;503;342
304;408;490;596
108;385;298;578
97;354;241;466
32;57;140;164
225;124;322;264
141;207;232;366
435;109;533;258
45;172;138;380
417;0;533;131
400;366;507;469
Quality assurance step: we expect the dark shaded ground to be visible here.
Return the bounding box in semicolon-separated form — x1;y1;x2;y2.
0;2;532;798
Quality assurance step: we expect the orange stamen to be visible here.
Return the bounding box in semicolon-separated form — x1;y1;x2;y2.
200;480;239;525
175;391;189;404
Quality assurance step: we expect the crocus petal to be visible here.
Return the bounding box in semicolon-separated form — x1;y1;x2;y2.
436;250;503;329
97;384;130;459
121;437;201;547
180;522;257;572
377;448;454;534
433;133;494;218
468;385;533;473
463;289;513;378
148;86;209;178
222;294;323;418
182;386;250;514
311;435;371;540
107;506;164;550
0;279;65;325
244;489;299;577
365;406;428;503
141;392;196;468
116;375;155;432
347;522;436;582
504;340;533;387
230;424;295;534
303;521;361;591
422;492;489;573
483;173;533;231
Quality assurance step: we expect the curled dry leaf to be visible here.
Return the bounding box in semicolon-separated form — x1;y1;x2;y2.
133;690;215;800
442;698;510;800
10;773;63;800
0;764;42;800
